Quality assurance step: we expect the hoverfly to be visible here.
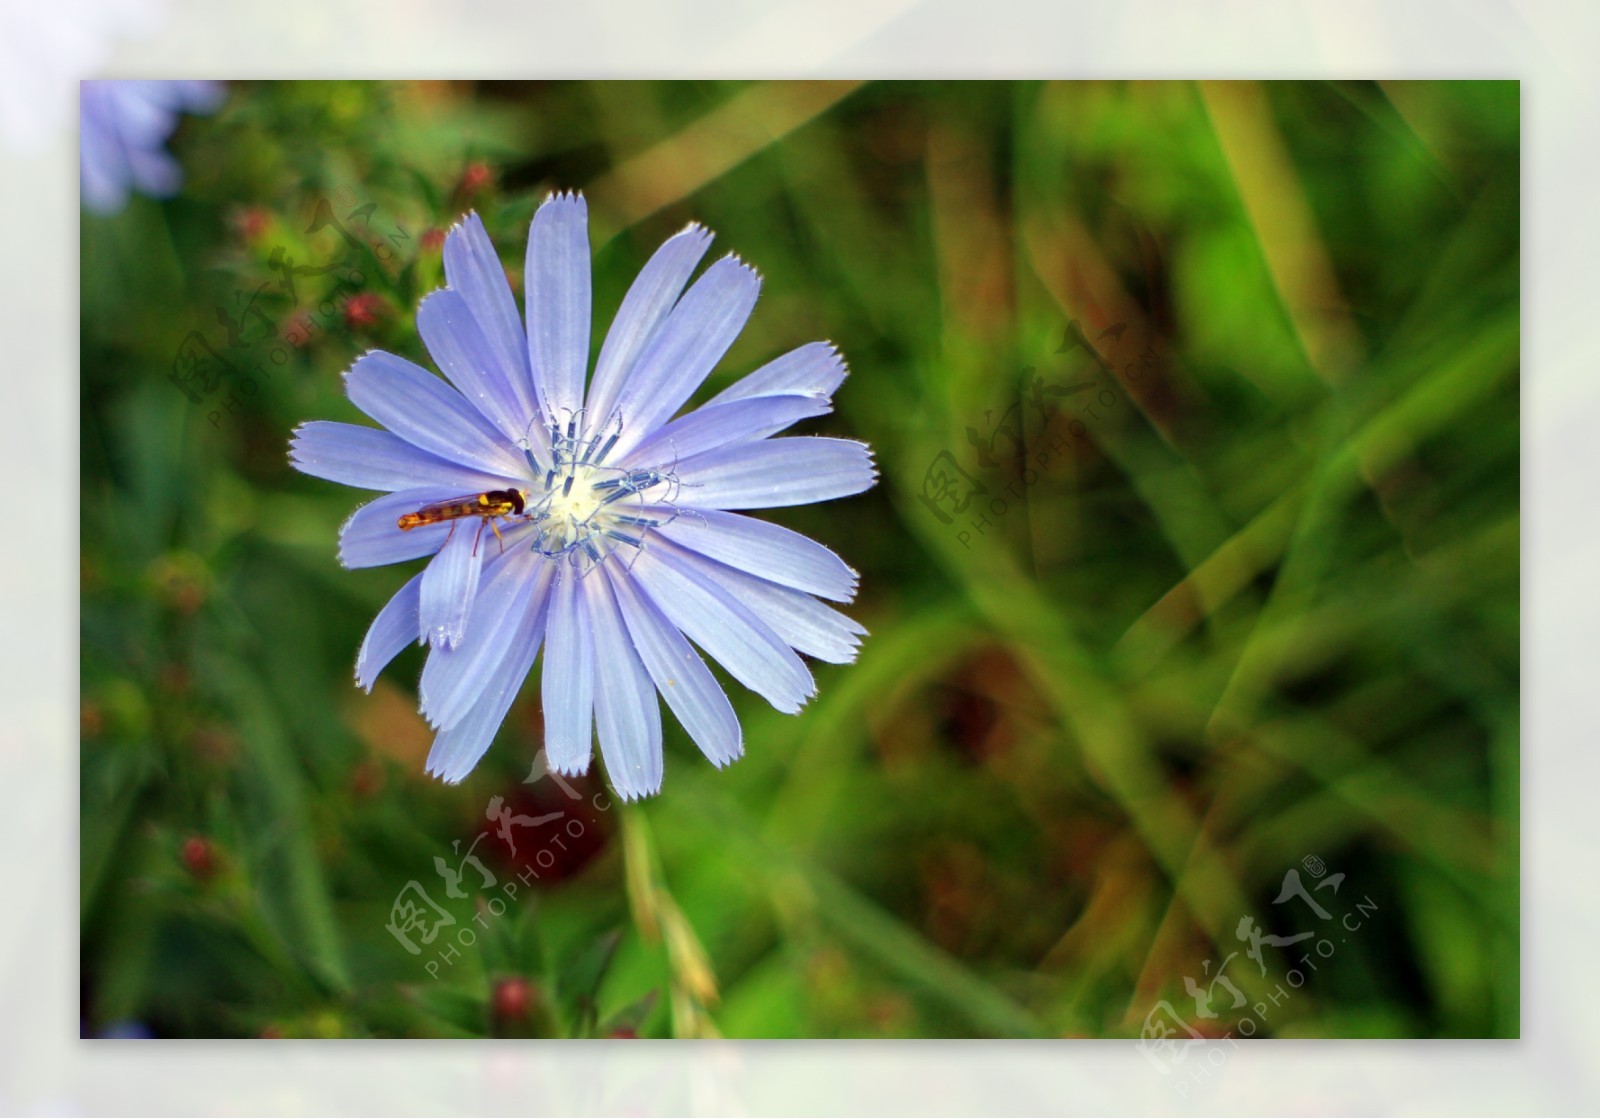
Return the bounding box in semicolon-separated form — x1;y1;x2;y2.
397;489;529;555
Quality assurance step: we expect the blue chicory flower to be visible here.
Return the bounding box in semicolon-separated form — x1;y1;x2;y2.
291;193;876;799
80;79;224;214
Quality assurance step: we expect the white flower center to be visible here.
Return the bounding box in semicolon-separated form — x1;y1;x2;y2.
519;413;679;573
542;462;608;528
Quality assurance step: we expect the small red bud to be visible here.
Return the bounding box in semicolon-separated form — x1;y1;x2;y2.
454;162;494;203
232;206;271;245
343;292;390;331
181;836;216;879
492;976;534;1022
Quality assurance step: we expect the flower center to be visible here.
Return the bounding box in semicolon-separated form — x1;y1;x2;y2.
542;462;608;527
520;413;678;573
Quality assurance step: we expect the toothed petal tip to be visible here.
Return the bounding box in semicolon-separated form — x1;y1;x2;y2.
608;776;663;803
708;742;746;769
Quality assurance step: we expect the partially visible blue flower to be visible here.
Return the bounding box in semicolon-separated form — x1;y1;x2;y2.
291;193;876;800
79;79;223;214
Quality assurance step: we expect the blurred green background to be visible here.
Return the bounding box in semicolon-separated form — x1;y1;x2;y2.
79;80;1518;1039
